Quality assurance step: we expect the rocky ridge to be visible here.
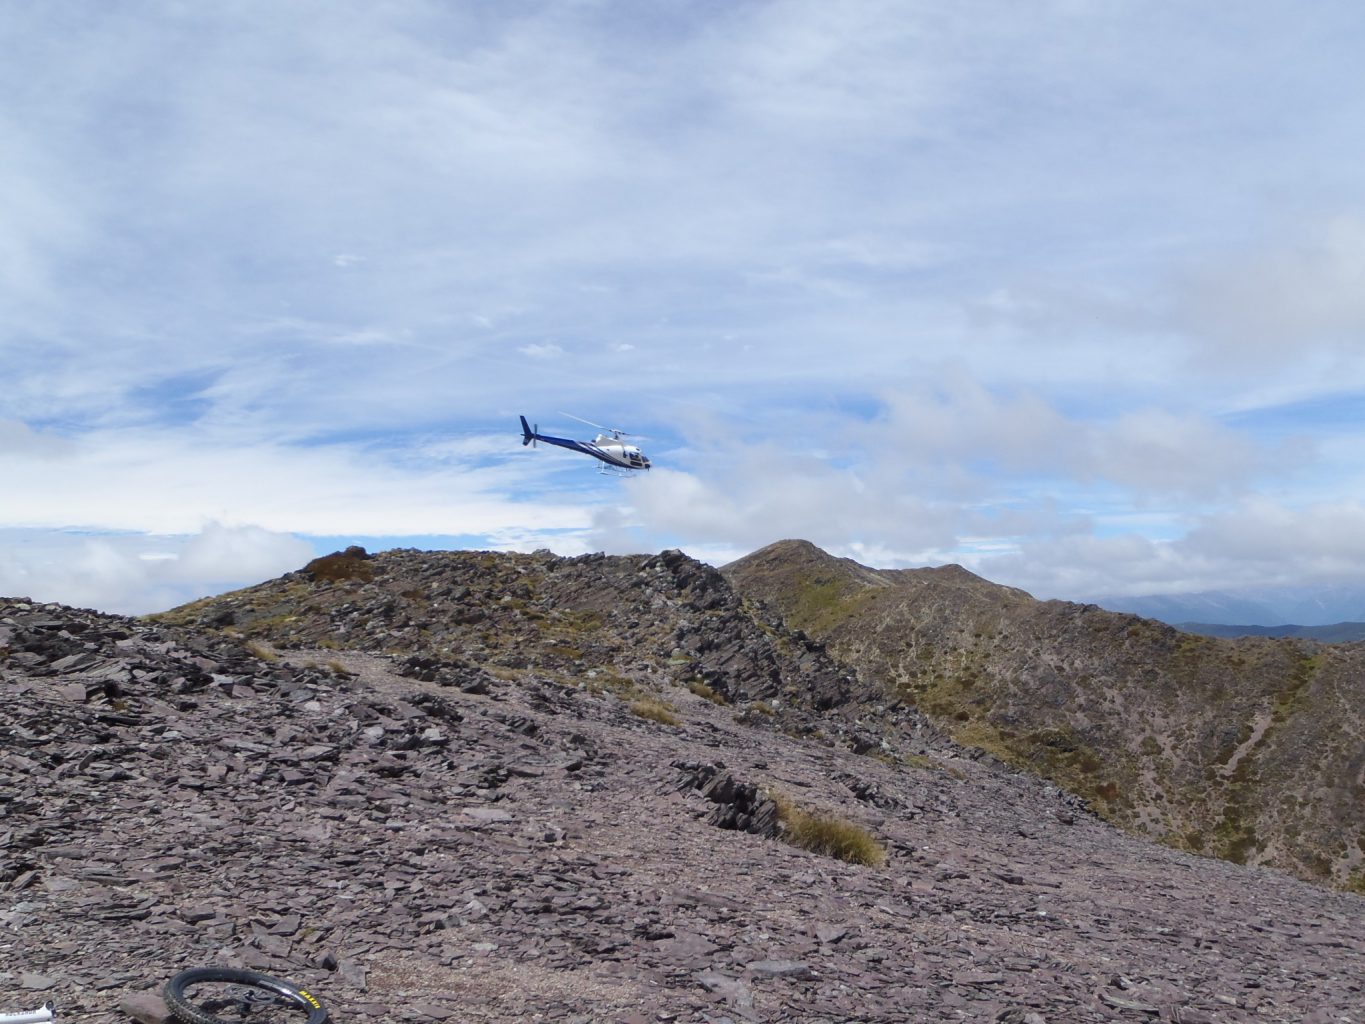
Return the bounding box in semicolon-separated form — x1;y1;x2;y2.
160;546;875;718
2;548;1363;1022
721;540;1365;890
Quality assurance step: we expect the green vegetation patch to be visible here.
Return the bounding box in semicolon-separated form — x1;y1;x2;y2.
1272;650;1322;724
786;573;879;635
1345;860;1365;895
895;654;1132;817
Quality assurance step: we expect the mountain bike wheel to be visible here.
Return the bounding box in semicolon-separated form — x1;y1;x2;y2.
163;968;329;1024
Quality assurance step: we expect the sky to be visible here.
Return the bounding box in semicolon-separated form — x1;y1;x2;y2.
4;0;1365;617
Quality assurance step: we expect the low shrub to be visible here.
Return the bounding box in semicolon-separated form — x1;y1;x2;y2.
303;549;374;582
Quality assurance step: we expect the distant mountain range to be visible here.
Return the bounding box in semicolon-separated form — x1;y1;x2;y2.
1176;621;1365;642
1091;584;1365;628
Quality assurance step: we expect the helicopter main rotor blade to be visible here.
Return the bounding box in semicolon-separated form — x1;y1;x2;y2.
558;411;607;430
558;411;630;436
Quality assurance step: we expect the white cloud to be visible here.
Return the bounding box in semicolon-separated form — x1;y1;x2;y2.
0;115;91;326
1179;217;1365;359
622;459;959;562
0;419;75;458
1179;498;1365;578
0;426;591;537
4;0;1365;612
0;523;313;615
519;343;564;359
972;532;1184;601
170;522;315;585
970;496;1365;602
873;375;1294;500
1096;409;1294;499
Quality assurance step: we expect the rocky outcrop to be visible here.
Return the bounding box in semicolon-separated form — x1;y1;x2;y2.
675;762;781;837
152;547;888;742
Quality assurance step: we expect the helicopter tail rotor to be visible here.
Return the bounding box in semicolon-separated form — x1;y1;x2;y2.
519;415;537;447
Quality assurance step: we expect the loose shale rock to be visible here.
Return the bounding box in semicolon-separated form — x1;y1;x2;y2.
2;574;1363;1023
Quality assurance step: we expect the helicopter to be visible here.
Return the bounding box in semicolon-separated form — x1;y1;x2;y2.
520;413;651;472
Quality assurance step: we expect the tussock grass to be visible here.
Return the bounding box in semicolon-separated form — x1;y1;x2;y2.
630;699;680;726
686;680;727;705
733;701;775;727
585;672;640;699
769;791;887;867
879;751;945;774
246;641;279;662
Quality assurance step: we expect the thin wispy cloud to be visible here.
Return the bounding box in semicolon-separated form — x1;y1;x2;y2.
4;1;1365;615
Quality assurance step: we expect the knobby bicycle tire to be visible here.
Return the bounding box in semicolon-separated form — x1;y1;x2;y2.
163;967;329;1024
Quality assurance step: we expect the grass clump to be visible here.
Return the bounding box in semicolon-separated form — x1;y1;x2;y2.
630;699;680;726
560;609;605;633
887;752;945;773
246;641;279;662
687;679;727;705
769;791;886;867
734;701;776;727
584;671;640;699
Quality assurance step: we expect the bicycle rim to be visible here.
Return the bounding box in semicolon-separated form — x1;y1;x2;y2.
163;967;329;1024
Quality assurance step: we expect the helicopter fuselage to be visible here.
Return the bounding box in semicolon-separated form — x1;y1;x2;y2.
520;416;651;471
